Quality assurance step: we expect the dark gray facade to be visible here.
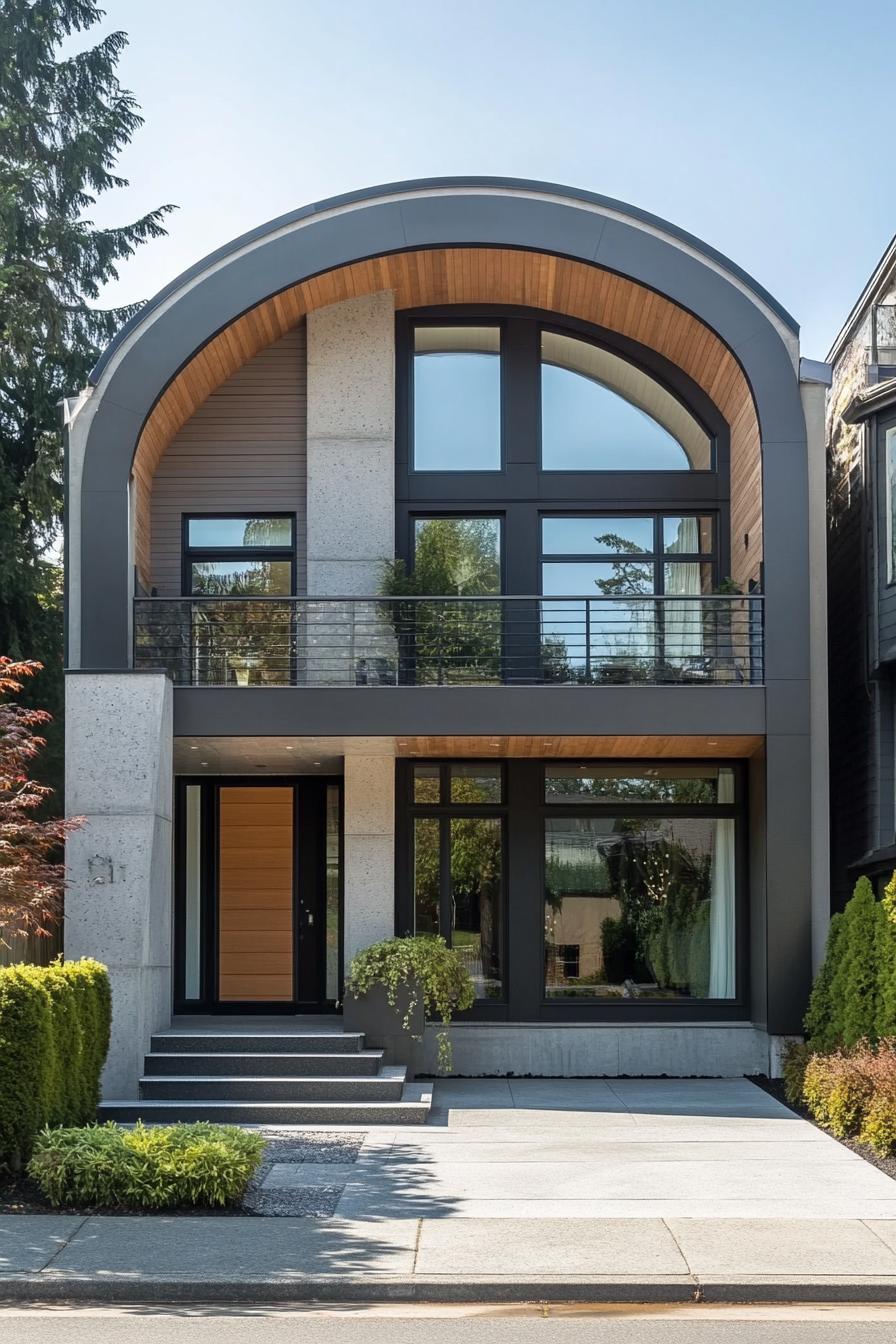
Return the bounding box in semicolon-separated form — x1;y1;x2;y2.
64;179;822;1041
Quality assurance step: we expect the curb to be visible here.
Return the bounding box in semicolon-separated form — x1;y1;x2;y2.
4;1275;896;1305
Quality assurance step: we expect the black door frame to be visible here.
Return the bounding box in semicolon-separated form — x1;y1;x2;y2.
173;774;343;1014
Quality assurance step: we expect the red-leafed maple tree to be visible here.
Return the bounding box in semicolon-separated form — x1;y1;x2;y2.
0;658;80;943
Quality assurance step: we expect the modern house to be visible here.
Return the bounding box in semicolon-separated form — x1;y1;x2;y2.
63;178;831;1117
827;234;896;906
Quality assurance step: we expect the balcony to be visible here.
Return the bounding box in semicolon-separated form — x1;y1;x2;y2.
134;594;764;688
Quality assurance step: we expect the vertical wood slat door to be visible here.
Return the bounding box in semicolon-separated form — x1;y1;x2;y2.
218;786;294;1002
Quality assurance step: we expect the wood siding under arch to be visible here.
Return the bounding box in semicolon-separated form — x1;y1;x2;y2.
132;248;763;593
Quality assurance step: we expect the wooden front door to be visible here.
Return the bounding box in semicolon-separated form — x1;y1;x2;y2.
217;786;295;1002
174;776;342;1012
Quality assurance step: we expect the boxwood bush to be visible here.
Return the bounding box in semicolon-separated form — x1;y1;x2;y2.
28;1122;265;1209
0;959;111;1171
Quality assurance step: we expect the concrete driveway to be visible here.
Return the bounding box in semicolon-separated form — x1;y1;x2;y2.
329;1078;896;1221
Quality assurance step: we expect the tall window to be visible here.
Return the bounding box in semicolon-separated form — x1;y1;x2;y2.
544;765;738;1001
413;326;501;471
182;515;295;685
409;763;505;1000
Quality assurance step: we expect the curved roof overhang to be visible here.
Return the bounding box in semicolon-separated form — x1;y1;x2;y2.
69;178;807;673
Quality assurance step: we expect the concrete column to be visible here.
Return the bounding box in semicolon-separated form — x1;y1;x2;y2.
306;291;395;597
342;745;396;966
64;671;173;1099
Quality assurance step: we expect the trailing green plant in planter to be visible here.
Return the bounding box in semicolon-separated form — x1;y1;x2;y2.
344;936;475;1073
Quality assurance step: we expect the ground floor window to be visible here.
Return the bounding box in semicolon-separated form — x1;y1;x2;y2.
406;763;505;1000
397;758;743;1018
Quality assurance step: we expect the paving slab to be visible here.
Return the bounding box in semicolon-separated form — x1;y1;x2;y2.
667;1217;896;1277
43;1215;418;1280
0;1217;84;1274
382;1138;857;1164
262;1162;358;1189
864;1220;896;1255
414;1216;688;1276
337;1157;896;1205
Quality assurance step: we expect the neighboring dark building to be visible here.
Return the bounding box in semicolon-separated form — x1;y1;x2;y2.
828;236;896;907
62;179;830;1115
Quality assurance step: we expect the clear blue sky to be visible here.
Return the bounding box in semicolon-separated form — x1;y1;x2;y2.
81;0;896;356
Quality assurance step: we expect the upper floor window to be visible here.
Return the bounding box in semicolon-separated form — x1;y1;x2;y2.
413;325;501;471
183;514;295;596
540;331;712;471
541;513;715;597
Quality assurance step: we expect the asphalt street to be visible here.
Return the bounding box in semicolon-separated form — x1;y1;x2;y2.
2;1304;896;1342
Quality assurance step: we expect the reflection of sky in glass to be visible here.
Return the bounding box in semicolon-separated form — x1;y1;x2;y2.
188;517;292;547
542;365;691;470
414;352;501;470
542;516;654;555
542;562;654;596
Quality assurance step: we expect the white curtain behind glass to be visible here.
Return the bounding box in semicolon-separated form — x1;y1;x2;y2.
665;516;703;668
709;767;736;998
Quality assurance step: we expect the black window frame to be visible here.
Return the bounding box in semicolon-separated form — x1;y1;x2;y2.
181;511;297;597
538;321;717;474
409;513;506;594
396;757;749;1023
409;318;506;475
397;760;509;1010
396;307;731;598
539;510;718;598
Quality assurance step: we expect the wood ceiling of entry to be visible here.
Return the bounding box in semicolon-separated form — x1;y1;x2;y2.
132;247;762;588
394;735;765;759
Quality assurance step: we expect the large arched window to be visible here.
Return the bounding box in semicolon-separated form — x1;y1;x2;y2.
540;332;712;471
396;309;729;608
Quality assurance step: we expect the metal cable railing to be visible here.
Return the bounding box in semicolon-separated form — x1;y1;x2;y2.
133;593;764;687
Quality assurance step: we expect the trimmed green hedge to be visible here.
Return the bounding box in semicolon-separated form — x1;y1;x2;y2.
28;1122;264;1209
0;959;111;1171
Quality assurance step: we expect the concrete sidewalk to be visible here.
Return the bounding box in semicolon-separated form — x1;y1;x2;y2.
3;1080;896;1304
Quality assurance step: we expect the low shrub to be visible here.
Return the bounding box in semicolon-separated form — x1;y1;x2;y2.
28;1122;265;1209
802;1046;875;1137
0;959;111;1171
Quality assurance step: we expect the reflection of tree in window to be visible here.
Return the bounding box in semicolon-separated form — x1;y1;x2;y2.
380;519;502;684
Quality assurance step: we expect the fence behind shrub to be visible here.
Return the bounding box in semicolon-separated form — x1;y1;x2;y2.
0;959;111;1171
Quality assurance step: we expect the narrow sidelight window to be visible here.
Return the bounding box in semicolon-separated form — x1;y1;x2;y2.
413;326;501;471
407;763;505;1000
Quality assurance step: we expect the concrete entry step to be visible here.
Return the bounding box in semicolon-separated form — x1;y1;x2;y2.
143;1050;384;1077
138;1067;407;1103
97;1088;432;1126
149;1032;366;1055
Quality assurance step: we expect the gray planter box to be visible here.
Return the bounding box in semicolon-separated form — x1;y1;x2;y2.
342;980;425;1080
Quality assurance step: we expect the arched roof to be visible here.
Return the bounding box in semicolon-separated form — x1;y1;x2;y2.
90;176;797;386
69;177;806;671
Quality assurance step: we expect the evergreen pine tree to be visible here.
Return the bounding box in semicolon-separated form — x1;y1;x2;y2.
0;0;173;795
829;877;883;1048
804;909;844;1050
876;871;896;1038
